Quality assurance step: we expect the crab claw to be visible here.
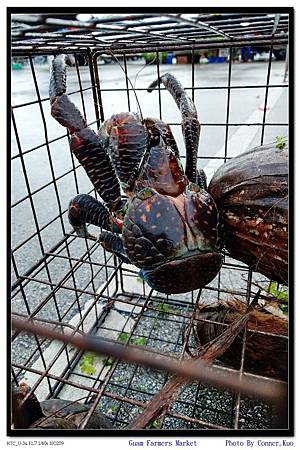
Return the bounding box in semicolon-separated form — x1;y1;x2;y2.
68;194;118;240
50;55;122;211
99;231;130;263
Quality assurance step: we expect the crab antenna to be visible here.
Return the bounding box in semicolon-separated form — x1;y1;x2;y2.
106;49;144;121
133;54;157;100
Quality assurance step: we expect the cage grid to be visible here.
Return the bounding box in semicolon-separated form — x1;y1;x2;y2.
11;13;289;55
10;11;290;433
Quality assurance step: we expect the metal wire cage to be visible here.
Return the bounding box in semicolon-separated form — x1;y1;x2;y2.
10;11;291;434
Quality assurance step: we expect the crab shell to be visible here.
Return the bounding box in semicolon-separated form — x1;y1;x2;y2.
122;146;223;294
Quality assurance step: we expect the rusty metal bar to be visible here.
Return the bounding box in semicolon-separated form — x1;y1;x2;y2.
12;317;287;406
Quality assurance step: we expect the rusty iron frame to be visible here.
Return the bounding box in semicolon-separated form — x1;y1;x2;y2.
10;11;290;434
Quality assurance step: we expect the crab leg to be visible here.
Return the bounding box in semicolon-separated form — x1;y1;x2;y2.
99;231;130;263
49;55;122;211
98;112;148;192
68;194;122;240
196;168;207;191
148;73;200;183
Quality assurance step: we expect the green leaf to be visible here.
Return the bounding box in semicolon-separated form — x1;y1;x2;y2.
118;331;129;342
103;357;114;367
132;336;147;346
108;405;119;414
267;282;288;299
118;331;146;346
268;281;277;293
279;304;288;314
275;135;286;150
264;281;288;304
274;290;288;302
149;419;159;429
156;303;172;317
80;352;97;376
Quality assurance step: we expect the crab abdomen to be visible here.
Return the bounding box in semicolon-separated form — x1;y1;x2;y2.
208;141;288;284
142;252;223;294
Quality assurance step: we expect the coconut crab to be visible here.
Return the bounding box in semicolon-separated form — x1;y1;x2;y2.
49;55;222;294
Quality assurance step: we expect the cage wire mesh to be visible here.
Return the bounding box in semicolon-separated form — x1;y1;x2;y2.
10;12;289;432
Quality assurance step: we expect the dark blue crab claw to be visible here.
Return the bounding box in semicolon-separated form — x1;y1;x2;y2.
68;194;120;240
99;231;131;264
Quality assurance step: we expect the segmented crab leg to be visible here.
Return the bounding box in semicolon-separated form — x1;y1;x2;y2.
196;168;207;191
49;54;122;211
99;231;130;263
148;73;200;183
98;112;148;192
68;194;122;240
143;118;180;159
